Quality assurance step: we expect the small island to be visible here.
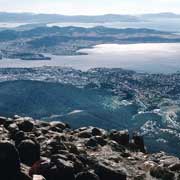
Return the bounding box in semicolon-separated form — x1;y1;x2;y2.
1;50;51;60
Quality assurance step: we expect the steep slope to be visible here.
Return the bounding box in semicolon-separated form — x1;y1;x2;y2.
0;80;138;130
1;80;180;156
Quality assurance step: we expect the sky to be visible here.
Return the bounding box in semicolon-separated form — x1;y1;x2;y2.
0;0;180;15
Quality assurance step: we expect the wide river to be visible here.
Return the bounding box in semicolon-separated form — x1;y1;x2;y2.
0;43;180;73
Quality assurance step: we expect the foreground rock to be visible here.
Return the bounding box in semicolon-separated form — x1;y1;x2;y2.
0;116;180;180
0;141;31;180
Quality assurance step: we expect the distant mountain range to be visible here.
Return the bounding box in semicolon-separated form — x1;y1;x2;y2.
141;12;180;19
0;12;139;23
0;12;180;23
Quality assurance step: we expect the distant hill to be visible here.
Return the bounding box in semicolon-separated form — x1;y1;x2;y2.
0;80;138;129
1;25;179;57
0;26;178;44
0;12;139;23
0;12;180;24
141;12;180;19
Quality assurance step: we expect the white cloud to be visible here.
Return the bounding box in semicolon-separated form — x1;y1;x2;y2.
0;0;179;15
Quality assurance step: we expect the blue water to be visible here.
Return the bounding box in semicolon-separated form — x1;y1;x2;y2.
0;43;180;74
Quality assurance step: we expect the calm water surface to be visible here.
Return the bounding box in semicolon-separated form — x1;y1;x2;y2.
0;43;180;74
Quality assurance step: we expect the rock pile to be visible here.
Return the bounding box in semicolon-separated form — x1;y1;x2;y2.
0;115;180;180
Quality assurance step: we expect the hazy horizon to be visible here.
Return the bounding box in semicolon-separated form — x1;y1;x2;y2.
0;11;180;16
1;0;180;15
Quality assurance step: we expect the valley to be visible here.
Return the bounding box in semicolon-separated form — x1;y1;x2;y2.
1;67;180;156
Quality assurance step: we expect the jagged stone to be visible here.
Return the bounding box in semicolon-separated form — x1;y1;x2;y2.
159;155;180;167
46;138;67;155
95;162;127;180
30;157;76;180
19;173;32;180
169;163;180;171
86;137;99;148
109;140;126;152
14;115;21;119
49;157;75;180
134;173;146;180
94;136;107;146
150;165;175;180
8;122;19;133
143;161;157;171
14;130;25;145
132;133;146;153
0;116;7;125
76;171;100;180
78;130;92;138
3;119;14;129
91;127;103;136
18;139;40;166
68;143;80;154
0;116;179;180
50;121;69;130
109;130;129;146
33;175;46;180
0;141;20;179
18;120;34;132
29;159;50;177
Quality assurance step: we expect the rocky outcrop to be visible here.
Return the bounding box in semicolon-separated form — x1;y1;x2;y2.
0;115;180;180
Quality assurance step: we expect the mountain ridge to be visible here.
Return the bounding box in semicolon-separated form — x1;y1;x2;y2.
0;12;180;23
